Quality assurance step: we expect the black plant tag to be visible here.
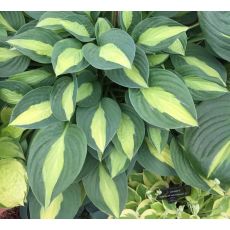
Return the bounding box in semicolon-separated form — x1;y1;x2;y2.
156;185;191;203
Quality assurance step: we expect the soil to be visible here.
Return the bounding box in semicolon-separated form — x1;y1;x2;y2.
0;208;20;219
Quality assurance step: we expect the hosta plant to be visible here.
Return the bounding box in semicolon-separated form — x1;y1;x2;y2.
0;11;230;219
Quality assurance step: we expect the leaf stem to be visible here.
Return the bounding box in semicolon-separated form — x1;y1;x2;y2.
188;22;200;30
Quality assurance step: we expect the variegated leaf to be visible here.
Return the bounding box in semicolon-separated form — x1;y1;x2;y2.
51;38;89;76
129;68;198;129
82;163;127;218
7;28;61;63
106;46;149;88
132;16;188;52
27;122;87;207
83;29;136;70
50;76;78;121
10;86;58;129
76;97;121;156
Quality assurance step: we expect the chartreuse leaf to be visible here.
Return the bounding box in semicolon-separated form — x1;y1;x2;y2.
9;67;55;87
147;126;169;153
106;46;149;88
76;70;102;107
198;12;230;62
10;86;57;129
105;144;129;178
29;182;84;219
120;209;138;219
83;163;127;218
129;68;197;129
0;12;25;32
76;97;121;155
176;65;228;101
184;94;230;188
51;38;89;76
27;122;87;208
95;17;112;39
0;80;32;104
147;53;169;67
83;29;136;70
0;158;28;208
37;11;95;42
171;44;227;86
137;138;176;176
7;28;61;63
210;196;230;218
0;46;30;78
50;76;78;121
112;104;145;160
132;16;188;52
118;11;142;34
0;137;24;160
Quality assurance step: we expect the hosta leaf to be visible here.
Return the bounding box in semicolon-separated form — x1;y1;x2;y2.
132;16;188;53
0;46;30;78
136;199;152;215
75;154;98;183
37;12;95;42
82;29;136;70
0;26;7;41
105;144;129;178
76;97;121;154
25;12;44;20
147;126;169;153
140;209;158;219
112;104;145;160
76;70;102;107
176;65;228;101
9;67;55;87
7;28;61;63
120;209;138;219
137;138;176;176
184;94;230;187
36;12;75;30
51;38;89;76
82;163;127;218
129;68;197;129
29;182;84;219
50;76;78;121
0;158;28;208
95;17;112;40
10;86;58;129
170;138;215;192
147;53;169;67
210;196;230;218
164;32;187;55
0;80;32;104
83;11;100;22
0;12;25;32
0;124;24;140
105;46;149;88
171;44;227;86
198;12;230;62
16;20;38;35
27;122;87;207
0;137;24;160
118;11;142;34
